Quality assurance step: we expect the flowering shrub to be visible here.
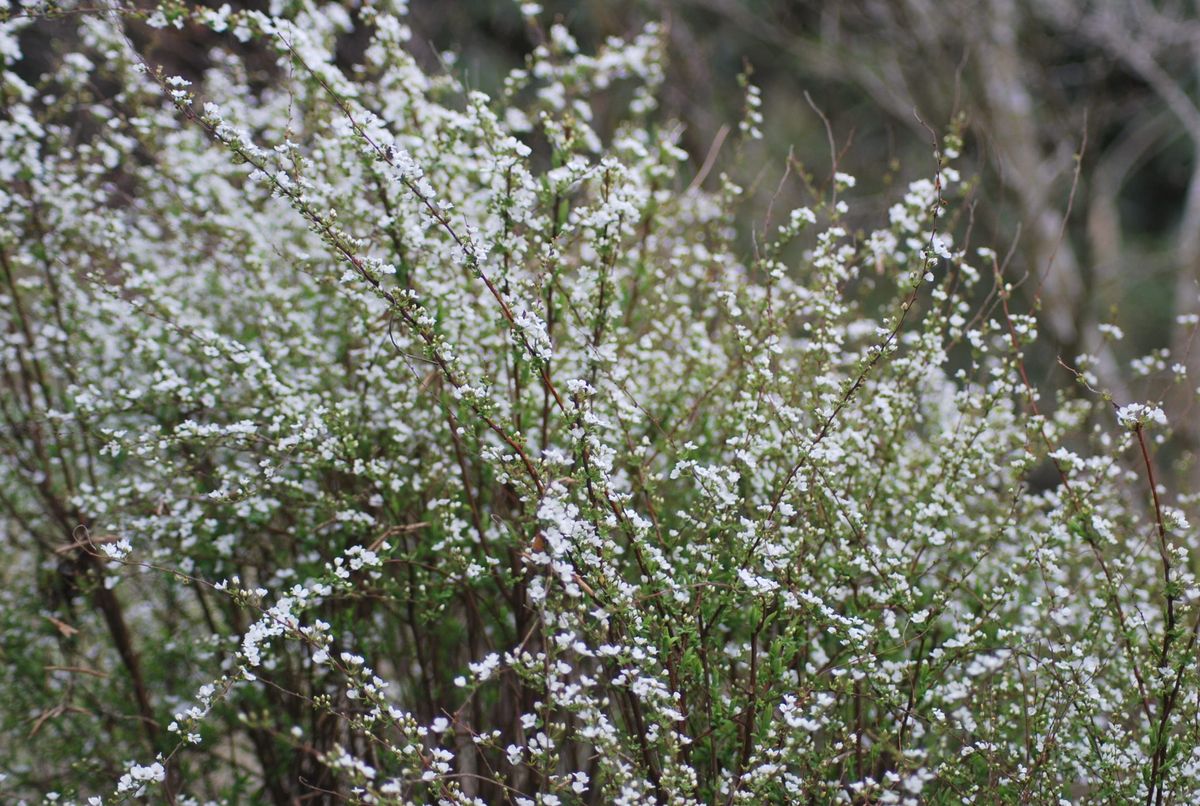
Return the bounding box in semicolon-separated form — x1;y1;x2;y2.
2;1;1200;803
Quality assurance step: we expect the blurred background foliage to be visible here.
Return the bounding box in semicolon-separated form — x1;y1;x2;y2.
18;0;1200;461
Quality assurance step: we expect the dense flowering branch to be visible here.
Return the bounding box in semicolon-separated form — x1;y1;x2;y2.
2;1;1200;804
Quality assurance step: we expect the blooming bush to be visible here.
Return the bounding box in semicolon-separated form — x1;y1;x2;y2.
2;1;1200;803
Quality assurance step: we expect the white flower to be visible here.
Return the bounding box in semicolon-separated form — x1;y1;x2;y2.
101;537;132;560
1115;402;1167;430
116;761;166;794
